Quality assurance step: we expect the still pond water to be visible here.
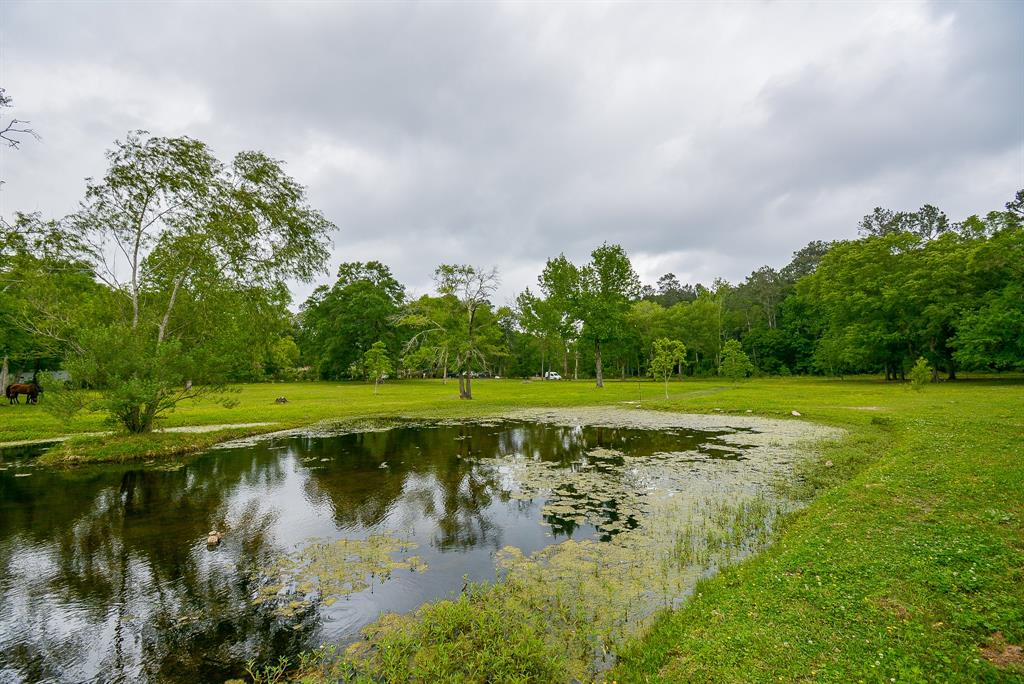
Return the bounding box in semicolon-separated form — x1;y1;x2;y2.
0;418;769;683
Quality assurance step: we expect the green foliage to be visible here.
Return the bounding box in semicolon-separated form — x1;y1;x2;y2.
516;288;565;376
719;339;754;381
346;580;574;682
298;262;405;379
799;194;1023;379
909;357;932;390
649;338;686;398
0;213;101;373
404;265;501;398
362;341;393;393
31;132;332;432
61;324;241;432
951;227;1024;370
557;243;641;387
267;337;301;381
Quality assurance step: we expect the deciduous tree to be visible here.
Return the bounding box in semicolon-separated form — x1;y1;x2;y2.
649;338;686;398
52;132;332;432
573;244;640;388
363;341;392;393
432;264;500;399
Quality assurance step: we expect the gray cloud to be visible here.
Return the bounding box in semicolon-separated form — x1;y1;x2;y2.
1;1;1021;305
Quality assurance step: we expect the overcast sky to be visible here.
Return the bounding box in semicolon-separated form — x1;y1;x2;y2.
1;1;1021;306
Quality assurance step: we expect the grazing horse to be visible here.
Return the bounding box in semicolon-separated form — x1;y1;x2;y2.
6;383;42;405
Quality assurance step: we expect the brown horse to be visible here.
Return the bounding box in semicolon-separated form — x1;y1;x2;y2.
6;383;42;405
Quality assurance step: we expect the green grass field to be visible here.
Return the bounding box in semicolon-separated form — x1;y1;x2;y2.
609;376;1024;683
3;376;1023;681
0;378;652;445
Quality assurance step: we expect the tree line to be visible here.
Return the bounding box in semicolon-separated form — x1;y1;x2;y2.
298;193;1023;385
1;127;1021;433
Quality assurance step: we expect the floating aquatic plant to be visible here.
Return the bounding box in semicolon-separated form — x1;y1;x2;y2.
255;533;427;618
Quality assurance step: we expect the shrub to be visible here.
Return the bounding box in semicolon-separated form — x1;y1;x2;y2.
909;357;931;390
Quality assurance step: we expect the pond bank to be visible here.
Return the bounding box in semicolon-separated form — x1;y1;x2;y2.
609;388;1024;682
0;421;280;450
32;422;283;464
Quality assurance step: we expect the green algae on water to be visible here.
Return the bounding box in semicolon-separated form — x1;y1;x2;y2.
255;534;427;618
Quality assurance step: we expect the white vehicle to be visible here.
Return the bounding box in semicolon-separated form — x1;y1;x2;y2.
544;371;562;380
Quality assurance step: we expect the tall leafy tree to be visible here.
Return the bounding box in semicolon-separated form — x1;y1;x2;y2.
573;243;640;388
537;254;583;377
299;261;405;379
432;264;500;399
952;218;1024;370
515;289;562;377
0;213;101;378
719;339;755;381
51;132;332;432
800;233;919;378
666;287;725;373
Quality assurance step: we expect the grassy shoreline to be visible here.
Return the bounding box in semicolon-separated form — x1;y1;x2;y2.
609;381;1024;682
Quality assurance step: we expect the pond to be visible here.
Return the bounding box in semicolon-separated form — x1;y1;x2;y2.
0;408;837;683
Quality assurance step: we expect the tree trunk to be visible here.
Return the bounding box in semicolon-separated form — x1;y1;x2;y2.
595;340;604;388
563;344;569;377
0;356;8;396
574;346;579;380
465;373;472;399
664;377;668;399
157;271;187;345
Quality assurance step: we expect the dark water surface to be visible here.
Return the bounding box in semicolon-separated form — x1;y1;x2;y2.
0;420;751;683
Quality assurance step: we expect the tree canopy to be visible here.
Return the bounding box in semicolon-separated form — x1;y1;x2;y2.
8;132;333;432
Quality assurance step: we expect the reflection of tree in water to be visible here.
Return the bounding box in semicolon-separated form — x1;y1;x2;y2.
495;421;733;468
299;421;716;553
301;425;507;550
139;499;305;683
299;432;409;529
0;448;305;683
433;427;499;549
0;421;742;682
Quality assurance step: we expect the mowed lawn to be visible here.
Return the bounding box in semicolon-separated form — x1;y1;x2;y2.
2;378;662;444
2;376;1022;681
611;377;1024;683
